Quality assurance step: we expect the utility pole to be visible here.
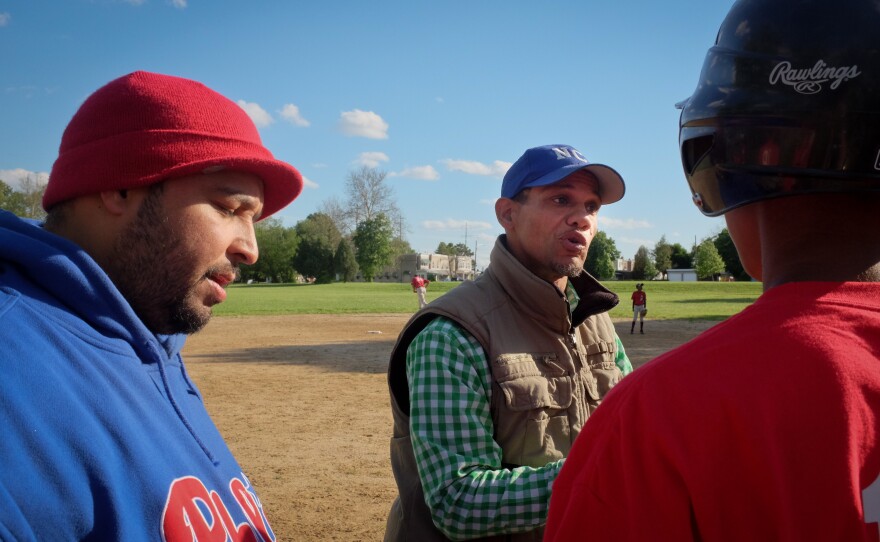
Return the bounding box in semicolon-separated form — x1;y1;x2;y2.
473;240;478;277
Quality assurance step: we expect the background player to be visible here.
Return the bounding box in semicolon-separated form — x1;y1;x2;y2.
630;282;646;334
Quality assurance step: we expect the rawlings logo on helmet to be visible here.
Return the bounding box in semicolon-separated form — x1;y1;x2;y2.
769;60;861;95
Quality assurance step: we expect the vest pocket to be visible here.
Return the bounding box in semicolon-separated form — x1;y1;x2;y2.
494;353;572;411
582;340;618;369
493;354;574;466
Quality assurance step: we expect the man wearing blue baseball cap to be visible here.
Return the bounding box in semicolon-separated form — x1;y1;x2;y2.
385;144;632;541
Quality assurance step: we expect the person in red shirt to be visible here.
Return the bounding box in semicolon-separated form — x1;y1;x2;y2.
410;274;430;309
629;283;646;334
545;0;880;540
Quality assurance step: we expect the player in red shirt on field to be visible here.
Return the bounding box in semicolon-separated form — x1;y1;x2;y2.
410;275;430;309
630;283;646;334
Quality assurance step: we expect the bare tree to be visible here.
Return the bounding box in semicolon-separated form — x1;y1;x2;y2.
18;174;46;220
345;166;400;227
3;174;48;220
321;166;407;238
319;195;352;236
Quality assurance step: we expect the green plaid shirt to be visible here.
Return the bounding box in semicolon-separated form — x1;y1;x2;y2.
407;313;631;540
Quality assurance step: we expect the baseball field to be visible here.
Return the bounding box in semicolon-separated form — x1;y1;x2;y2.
182;281;760;541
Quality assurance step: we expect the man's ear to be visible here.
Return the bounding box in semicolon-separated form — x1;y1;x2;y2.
98;189;133;216
495;197;518;230
495;197;513;229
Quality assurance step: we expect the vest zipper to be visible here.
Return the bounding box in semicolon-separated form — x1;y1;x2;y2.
567;331;589;426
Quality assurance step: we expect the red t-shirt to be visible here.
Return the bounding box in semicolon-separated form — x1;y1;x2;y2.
546;282;880;542
631;290;646;306
411;276;426;289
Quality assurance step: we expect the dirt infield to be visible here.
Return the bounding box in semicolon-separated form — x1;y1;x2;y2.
183;314;717;541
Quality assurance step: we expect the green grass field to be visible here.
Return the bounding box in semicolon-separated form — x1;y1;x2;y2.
215;280;763;321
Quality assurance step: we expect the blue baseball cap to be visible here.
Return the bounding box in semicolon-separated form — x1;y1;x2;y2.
501;144;626;204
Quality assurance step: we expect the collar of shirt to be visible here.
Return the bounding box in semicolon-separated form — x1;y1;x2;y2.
565;281;580;316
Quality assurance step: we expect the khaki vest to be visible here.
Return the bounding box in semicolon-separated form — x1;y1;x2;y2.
385;237;623;542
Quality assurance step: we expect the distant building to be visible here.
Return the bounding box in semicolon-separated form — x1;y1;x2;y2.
449;255;473;281
667;268;698;282
615;257;635;280
369;252;476;283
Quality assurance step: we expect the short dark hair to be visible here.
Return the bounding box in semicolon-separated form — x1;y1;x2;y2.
512;188;531;203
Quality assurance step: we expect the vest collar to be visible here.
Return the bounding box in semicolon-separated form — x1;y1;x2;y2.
489;235;619;331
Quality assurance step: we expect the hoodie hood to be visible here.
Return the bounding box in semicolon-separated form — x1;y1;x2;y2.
0;209;185;361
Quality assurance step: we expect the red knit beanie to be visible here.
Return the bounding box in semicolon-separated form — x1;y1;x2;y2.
43;71;303;219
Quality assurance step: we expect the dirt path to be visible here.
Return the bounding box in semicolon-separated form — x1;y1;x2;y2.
183;314;717;541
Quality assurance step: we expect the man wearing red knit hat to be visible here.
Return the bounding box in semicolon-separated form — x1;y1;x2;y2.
0;71;302;540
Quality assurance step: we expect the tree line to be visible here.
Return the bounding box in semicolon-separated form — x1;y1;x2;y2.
585;231;748;282
242;165;414;283
2;171;746;283
0;176;46;220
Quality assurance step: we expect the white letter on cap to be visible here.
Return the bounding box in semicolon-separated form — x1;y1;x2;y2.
570;149;588;163
552;147;572;160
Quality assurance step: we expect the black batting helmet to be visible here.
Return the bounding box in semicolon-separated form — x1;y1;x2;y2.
678;0;880;216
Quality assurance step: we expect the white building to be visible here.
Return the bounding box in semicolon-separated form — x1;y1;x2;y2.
376;252;475;283
667;268;698;282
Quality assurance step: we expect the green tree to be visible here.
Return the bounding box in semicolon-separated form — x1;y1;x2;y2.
632;245;658;281
325;166;403;237
714;228;749;281
333;238;359;282
653;235;673;277
435;242;474;257
353;213;394;282
387;237;415;281
670;242;693;269
241;218;299;283
17;175;47;220
293;213;341;283
585;231;620;280
694;238;726;280
0;180;22;214
389;237;414;265
0;176;47;219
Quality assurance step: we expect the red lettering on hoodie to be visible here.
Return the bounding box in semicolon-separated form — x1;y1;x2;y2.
162;475;274;542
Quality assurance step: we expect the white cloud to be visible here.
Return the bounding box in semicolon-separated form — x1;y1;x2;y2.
237;100;275;128
599;217;652;230
169;0;187;7
421;219;493;231
0;168;49;190
237;100;274;128
441;159;511;177
0;12;10;26
301;175;319;189
356;152;390;168
339;109;388;139
390;165;439;181
279;103;310;127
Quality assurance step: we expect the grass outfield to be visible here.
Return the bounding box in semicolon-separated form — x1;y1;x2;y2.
215;280;763;321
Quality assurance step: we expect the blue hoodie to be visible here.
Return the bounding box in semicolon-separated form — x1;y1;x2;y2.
0;210;275;541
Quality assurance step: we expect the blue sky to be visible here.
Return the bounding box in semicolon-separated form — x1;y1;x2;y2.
0;0;737;270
